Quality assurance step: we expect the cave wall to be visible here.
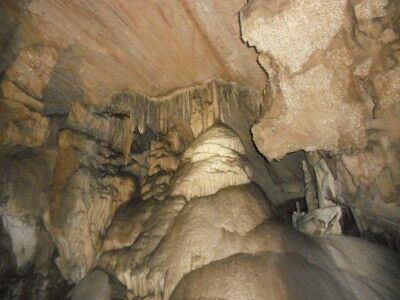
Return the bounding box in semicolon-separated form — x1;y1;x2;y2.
240;0;400;249
0;0;400;299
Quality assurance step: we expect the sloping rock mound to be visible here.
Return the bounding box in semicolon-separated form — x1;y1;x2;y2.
172;223;400;300
127;183;273;299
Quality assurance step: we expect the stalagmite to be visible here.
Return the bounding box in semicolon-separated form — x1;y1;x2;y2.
1;0;400;298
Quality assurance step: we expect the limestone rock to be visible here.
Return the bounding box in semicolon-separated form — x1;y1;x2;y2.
5;45;59;99
0;149;57;271
109;80;261;136
172;235;400;300
372;65;400;115
99;196;187;285
292;205;342;235
46;129;136;282
67;270;111;300
127;183;273;299
240;0;373;159
0;98;49;148
240;0;348;73
1;80;44;111
171;125;252;200
250;62;368;159
102;199;156;253
147;140;179;177
68;101;133;161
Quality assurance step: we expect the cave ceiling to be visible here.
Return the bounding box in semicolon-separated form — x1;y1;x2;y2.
3;0;266;106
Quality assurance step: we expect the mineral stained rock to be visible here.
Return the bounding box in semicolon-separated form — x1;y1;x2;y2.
240;0;400;159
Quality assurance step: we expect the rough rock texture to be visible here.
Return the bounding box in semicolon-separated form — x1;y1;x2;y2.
102;200;156;254
0;45;57;149
171;125;252;200
240;0;400;249
45;111;138;282
128;183;273;299
98;125;274;299
1;1;400;297
4;45;59;99
67;269;127;300
0;149;57;271
240;0;371;159
0;98;49;148
292;154;343;235
100;125;399;300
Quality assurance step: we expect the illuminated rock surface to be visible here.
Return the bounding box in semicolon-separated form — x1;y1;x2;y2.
0;0;400;299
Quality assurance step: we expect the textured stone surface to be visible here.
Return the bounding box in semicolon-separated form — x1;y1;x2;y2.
240;0;372;159
171;125;252;200
241;0;348;73
46;128;137;282
240;0;400;248
4;45;59;99
7;0;266;105
1;0;400;298
172;233;400;299
1;80;44;111
0;98;49;148
0;149;57;271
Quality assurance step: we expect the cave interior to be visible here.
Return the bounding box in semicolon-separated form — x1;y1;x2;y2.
0;0;400;299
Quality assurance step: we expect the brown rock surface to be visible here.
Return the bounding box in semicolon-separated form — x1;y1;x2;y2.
4;45;59;99
46;128;137;282
0;98;49;148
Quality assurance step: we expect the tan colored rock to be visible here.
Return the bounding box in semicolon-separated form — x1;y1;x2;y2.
354;0;390;21
5;45;59;99
46;130;136;282
292;205;342;235
240;0;348;73
171;125;252;200
102;199;156;253
240;0;369;159
99;196;187;285
147;140;179;176
251;63;368;159
172;233;400;300
372;65;400;115
1;80;44;111
0;98;49;148
68;101;133;160
127;183;273;299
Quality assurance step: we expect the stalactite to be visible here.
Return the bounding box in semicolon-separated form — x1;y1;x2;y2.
107;79;261;137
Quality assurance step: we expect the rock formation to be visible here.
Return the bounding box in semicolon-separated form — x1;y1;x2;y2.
240;0;400;249
1;0;400;299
